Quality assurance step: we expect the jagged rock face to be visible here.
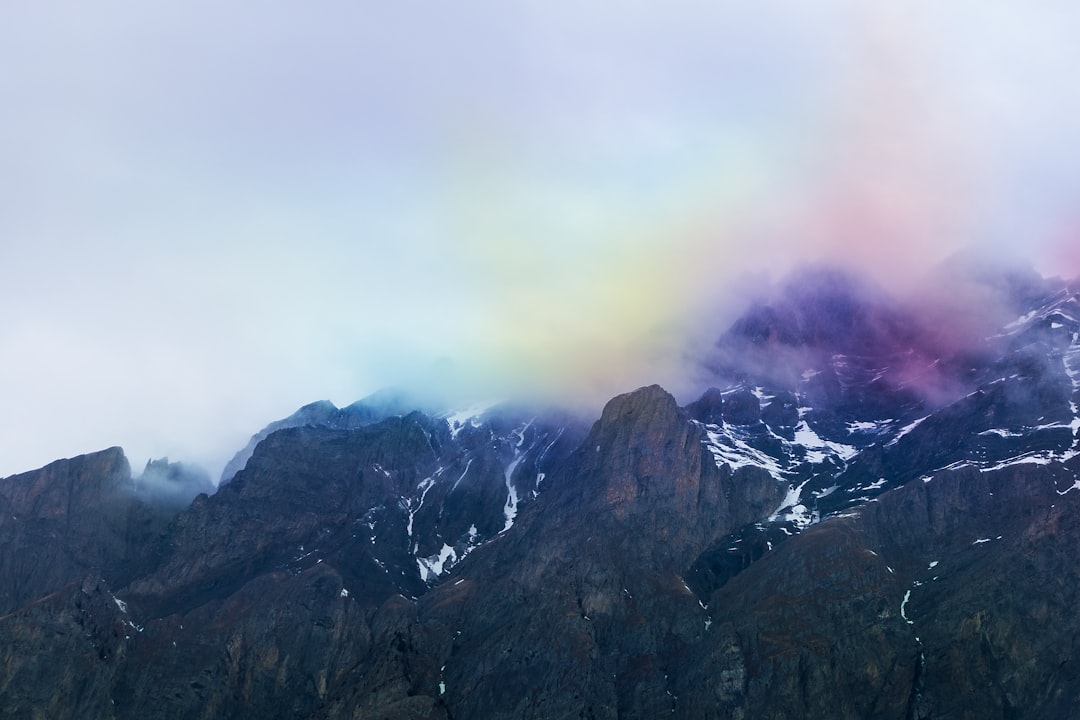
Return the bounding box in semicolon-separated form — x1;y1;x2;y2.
540;386;781;567
721;388;761;425
692;460;1080;720
408;386;783;720
217;391;429;485
0;448;175;615
1;264;1080;719
685;386;723;425
126;407;582;619
0;576;135;715
0;401;587;719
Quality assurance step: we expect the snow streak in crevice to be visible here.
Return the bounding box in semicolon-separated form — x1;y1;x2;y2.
501;419;533;533
531;427;565;498
769;478;817;529
407;468;442;552
450;459;474;493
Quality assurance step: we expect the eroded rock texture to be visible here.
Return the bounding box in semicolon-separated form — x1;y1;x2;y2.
3;268;1080;719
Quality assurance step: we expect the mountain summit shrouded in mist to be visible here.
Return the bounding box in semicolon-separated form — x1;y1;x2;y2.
2;261;1079;718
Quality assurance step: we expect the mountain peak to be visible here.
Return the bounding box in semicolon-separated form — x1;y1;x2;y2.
4;264;1080;718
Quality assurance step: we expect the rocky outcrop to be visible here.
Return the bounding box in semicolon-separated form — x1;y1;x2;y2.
685;460;1080;720
0;448;175;615
1;264;1079;719
685;386;724;425
0;575;133;716
218;388;436;485
761;390;799;433
403;385;784;719
0;387;785;719
721;388;760;425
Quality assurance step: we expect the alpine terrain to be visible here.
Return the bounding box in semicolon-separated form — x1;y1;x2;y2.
2;259;1080;719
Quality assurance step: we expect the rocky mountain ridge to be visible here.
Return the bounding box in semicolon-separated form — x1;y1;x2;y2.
1;263;1079;718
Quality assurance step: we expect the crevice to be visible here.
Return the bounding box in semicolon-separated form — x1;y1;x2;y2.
905;646;927;720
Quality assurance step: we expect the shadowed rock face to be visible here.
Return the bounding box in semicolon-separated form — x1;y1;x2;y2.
0;448;176;616
685;386;723;425
407;386;783;720
2;265;1080;719
216;390;433;485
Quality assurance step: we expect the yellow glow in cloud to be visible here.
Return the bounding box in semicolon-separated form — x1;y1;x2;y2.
427;131;783;406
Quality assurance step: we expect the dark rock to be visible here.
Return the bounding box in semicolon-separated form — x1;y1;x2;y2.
2;264;1080;719
685;386;724;424
0;448;176;615
218;388;437;485
761;390;800;431
723;389;761;425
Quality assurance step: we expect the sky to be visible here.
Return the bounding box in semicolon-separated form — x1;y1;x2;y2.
3;1;1080;480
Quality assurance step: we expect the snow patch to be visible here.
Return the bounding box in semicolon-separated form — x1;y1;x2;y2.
1005;309;1038;331
501;422;533;532
407;472;440;543
441;401;499;439
1058;477;1080;495
531;428;565;498
451;459;474;492
900;590;913;624
769;479;817;529
792;421;857;462
847;420;892;433
418;543;458;583
885;416;929;448
698;407;856;486
980;451;1062;472
978;428;1028;438
416;525;482;583
701;426;786;477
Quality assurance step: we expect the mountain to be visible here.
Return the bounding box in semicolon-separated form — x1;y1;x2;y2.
218;387;443;485
1;262;1079;718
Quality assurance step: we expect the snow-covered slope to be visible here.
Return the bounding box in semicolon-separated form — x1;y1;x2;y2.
687;276;1080;577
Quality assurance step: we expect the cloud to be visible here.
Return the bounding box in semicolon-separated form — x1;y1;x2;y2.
2;1;1080;478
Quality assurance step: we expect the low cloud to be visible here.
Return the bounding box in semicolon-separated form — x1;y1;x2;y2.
2;2;1079;477
135;457;215;507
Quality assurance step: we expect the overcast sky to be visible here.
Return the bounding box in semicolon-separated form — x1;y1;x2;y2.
3;1;1080;480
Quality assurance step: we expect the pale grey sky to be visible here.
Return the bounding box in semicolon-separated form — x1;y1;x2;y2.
3;1;1080;479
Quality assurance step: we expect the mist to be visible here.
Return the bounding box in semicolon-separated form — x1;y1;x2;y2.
135;457;215;508
3;2;1080;479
